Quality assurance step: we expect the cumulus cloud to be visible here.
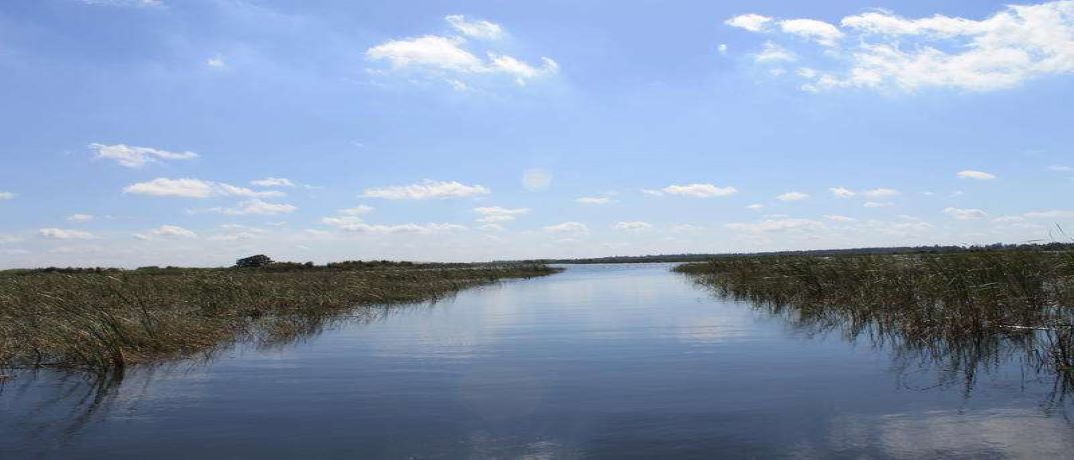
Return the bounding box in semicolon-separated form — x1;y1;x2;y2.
522;169;552;191
206;199;297;216
777;191;809;201
726;13;773;32
123;178;284;199
613;221;653;231
134;225;197;240
943;207;988;220
251;177;295;187
657;183;738;198
366;15;557;87
862;188;900;198
730;2;1074;92
957;170;997;180
543;221;589;234
473;206;529;223
39;228;94;240
829;187;856;198
362;180;489;200
779;19;844;46
67;214;94;223
91;143;198;168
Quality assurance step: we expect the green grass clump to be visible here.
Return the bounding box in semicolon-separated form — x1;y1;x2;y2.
0;263;560;373
674;250;1074;377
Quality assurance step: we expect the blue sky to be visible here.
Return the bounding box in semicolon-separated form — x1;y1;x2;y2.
1;0;1073;267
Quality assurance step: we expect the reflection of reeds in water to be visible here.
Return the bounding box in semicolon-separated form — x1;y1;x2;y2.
0;264;560;373
675;250;1074;402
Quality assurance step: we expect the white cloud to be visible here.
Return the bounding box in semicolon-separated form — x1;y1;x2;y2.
943;207;988;220
366;16;557;87
671;224;705;233
522;169;552;191
734;2;1074;92
474;206;529;223
124;178;214;198
957;170;997;180
726;218;824;233
543;221;589;234
251;177;295;187
1047;164;1073;172
613;221;653;231
576;196;614;205
755;42;796;63
726;13;773;32
134;225;197;240
124;178;283;199
322;218;467;234
39;228;94;240
91;143;198;168
829;186;856;198
445;14;505;40
339;204;374;216
67;214;94;223
779;19;844;46
362;180;490;200
864;201;893;208
206;55;225;68
0;192;14;201
718;43;729;55
747;203;765;210
1023;209;1074;218
208;199;297;216
824;215;857;222
777;191;809;201
640;189;665;196
863;188;900;198
660;183;738;198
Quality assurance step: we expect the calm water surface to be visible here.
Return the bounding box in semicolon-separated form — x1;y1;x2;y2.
2;264;1072;458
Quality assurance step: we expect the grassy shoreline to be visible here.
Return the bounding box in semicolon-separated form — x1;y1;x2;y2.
674;250;1074;378
0;263;560;373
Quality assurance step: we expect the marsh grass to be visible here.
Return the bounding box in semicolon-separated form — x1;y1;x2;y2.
674;250;1074;395
0;263;559;373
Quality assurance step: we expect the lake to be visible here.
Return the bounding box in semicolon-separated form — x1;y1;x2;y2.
2;263;1072;458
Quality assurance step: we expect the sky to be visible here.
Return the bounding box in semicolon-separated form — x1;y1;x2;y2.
1;0;1073;267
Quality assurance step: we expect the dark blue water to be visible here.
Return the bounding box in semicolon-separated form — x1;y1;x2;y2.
2;264;1072;458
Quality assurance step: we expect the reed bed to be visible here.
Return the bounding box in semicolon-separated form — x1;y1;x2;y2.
674;250;1074;377
0;263;559;372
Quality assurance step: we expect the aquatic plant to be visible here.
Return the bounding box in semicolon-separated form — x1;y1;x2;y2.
0;263;560;373
675;250;1074;392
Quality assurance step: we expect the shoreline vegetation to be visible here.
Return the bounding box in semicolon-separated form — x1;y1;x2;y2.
0;259;561;373
673;247;1074;394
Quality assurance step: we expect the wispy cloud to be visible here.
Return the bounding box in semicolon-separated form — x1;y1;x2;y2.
651;183;738;198
777;191;809;201
473;206;529;223
943;207;988;220
361;180;489;200
124;178;284;198
957;170;997;180
39;228;94;240
91;143;198;168
613;221;653;231
543;221;589;234
134;225;197;240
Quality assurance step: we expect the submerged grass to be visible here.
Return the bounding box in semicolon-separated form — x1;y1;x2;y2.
674;250;1074;380
0;263;560;373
